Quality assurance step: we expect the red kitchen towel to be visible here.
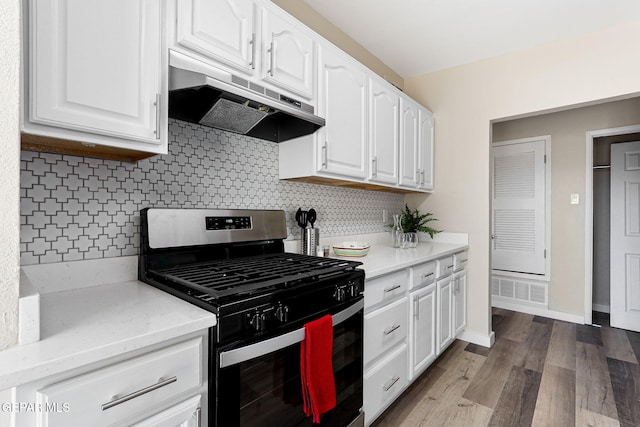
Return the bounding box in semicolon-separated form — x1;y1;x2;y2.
300;314;336;423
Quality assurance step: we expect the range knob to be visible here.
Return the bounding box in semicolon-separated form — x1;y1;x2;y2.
348;280;360;297
275;304;290;322
248;311;267;331
247;306;274;331
334;285;347;302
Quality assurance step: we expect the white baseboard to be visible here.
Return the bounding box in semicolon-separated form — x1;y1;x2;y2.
457;330;495;348
492;300;585;324
592;303;610;313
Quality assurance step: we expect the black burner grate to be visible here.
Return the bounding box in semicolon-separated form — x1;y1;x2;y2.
149;253;362;300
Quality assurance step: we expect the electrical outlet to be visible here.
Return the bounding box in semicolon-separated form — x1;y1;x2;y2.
382;209;388;223
570;193;580;205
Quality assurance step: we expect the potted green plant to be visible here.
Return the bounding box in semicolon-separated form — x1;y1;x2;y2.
400;204;441;247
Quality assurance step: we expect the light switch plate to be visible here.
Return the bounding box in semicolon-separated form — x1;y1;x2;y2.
570;193;580;204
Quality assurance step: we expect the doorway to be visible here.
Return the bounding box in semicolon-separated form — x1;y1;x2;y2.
586;126;640;326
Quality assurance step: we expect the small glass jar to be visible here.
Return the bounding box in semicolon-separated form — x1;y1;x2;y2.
401;232;418;249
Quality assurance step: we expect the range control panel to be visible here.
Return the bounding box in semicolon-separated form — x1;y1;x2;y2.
206;216;252;230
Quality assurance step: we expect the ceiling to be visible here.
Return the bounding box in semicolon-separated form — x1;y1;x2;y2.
303;0;640;78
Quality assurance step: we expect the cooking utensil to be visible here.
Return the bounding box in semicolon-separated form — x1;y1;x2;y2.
308;209;317;228
295;208;308;229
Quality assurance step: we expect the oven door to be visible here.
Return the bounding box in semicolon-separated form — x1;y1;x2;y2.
213;299;364;427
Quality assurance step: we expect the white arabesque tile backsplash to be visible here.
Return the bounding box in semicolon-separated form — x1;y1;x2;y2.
20;119;404;265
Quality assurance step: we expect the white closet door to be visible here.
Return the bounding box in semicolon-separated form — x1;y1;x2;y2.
492;139;547;275
610;141;640;332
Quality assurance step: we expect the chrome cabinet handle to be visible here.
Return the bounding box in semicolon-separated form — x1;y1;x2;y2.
154;93;161;140
372;157;377;177
421;170;425;185
414;299;419;319
196;407;201;427
383;323;400;335
415;169;420;185
383;284;401;293
322;142;328;168
268;41;275;76
248;33;256;69
101;376;177;410
383;376;400;392
421;272;434;280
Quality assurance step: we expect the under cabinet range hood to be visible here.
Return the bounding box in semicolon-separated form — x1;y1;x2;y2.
168;51;325;143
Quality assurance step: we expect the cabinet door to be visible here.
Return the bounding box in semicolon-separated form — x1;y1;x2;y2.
436;276;454;354
454;270;467;337
132;395;201;427
175;0;257;75
369;77;399;185
409;285;437;379
399;97;419;188
316;45;368;179
261;8;314;99
29;0;163;144
418;107;434;191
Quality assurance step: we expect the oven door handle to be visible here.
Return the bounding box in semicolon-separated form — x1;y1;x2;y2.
219;299;363;368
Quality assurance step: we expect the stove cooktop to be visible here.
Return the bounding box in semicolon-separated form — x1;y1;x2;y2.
149;252;362;301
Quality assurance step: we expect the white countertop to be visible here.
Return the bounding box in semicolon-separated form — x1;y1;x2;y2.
332;241;468;279
0;280;216;390
3;232;465;390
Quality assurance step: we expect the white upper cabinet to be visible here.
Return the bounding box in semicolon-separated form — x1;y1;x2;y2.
399;97;419;188
25;0;167;154
316;45;368;179
369;76;399;185
175;0;257;75
173;0;315;101
399;98;434;191
261;7;314;99
418;108;435;191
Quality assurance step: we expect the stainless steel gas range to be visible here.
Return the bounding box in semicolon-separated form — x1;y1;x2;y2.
138;208;365;427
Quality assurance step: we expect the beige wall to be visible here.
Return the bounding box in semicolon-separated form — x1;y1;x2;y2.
271;0;404;89
405;20;640;339
0;0;21;351
492;97;640;315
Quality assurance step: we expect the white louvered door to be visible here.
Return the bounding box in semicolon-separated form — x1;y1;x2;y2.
492;139;547;275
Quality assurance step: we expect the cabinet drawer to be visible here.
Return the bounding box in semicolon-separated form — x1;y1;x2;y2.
35;338;204;426
410;260;436;289
364;298;408;366
454;251;468;272
364;270;408;310
364;344;408;425
436;256;454;279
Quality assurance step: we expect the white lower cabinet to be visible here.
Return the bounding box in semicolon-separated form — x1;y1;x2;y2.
13;333;207;426
363;344;408;426
364;250;468;426
437;275;454;354
454;269;467;337
131;395;202;427
409;283;437;380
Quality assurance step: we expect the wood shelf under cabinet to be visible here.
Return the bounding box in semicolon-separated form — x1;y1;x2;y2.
284;176;419;194
21;133;158;163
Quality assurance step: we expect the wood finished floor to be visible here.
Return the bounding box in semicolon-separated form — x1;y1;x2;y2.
372;309;640;427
